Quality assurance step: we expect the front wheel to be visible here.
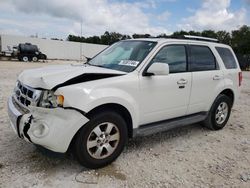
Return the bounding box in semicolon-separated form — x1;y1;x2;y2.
32;56;38;62
74;111;128;169
203;94;232;130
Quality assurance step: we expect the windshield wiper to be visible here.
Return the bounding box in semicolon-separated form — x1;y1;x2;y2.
91;64;105;68
84;61;105;68
84;61;91;65
82;54;92;64
82;54;91;61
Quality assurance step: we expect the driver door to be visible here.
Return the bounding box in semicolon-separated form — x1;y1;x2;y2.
139;44;192;125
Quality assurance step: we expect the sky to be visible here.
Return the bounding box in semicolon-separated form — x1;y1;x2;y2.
0;0;250;39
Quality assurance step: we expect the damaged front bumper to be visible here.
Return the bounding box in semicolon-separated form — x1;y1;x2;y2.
7;96;89;153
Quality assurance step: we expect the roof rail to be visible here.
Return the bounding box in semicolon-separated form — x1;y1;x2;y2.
184;35;219;42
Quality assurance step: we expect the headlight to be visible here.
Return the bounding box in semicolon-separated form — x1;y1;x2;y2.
39;90;64;108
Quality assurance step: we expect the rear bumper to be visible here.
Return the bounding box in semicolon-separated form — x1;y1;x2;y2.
7;96;89;153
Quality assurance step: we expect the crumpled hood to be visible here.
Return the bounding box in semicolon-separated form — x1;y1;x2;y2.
18;64;125;90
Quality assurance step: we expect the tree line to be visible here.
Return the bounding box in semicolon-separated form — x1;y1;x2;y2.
67;25;250;70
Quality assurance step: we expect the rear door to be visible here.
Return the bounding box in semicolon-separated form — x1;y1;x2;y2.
187;44;225;114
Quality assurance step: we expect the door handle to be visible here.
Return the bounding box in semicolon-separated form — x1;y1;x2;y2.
213;75;221;80
177;79;188;85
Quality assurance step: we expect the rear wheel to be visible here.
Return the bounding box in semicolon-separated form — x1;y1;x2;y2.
74;111;128;169
203;94;232;130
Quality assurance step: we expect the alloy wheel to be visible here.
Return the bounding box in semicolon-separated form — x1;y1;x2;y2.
86;122;120;159
215;102;229;124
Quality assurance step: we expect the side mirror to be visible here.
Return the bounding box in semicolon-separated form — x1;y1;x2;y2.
144;63;169;76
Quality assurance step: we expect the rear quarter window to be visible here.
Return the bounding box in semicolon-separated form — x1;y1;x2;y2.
215;47;237;69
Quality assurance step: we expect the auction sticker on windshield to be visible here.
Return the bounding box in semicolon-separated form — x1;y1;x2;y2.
119;60;140;67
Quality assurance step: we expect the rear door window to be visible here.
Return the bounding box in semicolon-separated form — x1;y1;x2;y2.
189;45;216;71
215;47;237;69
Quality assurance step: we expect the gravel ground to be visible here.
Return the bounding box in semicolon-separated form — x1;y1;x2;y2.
0;60;250;188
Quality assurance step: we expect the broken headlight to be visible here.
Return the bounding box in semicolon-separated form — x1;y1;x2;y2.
39;90;64;108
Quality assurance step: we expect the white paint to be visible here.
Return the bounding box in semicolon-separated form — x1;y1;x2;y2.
18;64;125;89
0;34;108;60
8;38;241;153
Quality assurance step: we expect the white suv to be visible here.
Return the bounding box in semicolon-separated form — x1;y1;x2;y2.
8;36;242;168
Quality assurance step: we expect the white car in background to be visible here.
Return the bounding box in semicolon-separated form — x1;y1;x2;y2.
8;36;242;169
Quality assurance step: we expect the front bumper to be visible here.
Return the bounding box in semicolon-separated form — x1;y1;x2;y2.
7;96;89;153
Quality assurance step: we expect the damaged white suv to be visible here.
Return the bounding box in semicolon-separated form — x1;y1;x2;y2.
8;36;242;169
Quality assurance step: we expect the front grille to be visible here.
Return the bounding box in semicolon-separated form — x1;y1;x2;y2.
12;96;29;114
14;81;42;107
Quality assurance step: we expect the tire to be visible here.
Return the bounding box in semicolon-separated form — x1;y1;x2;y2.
74;111;128;169
203;94;232;130
22;56;29;62
32;56;38;62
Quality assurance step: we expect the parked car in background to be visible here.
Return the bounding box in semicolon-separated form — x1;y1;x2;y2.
7;36;242;169
17;43;47;62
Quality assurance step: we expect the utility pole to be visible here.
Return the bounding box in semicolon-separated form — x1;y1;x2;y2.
80;19;83;61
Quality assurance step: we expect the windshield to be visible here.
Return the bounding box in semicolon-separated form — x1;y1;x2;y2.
87;41;157;72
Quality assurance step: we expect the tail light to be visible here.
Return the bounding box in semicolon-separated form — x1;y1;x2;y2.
239;72;242;87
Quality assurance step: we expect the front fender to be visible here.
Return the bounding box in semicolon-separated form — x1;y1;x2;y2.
57;86;139;129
